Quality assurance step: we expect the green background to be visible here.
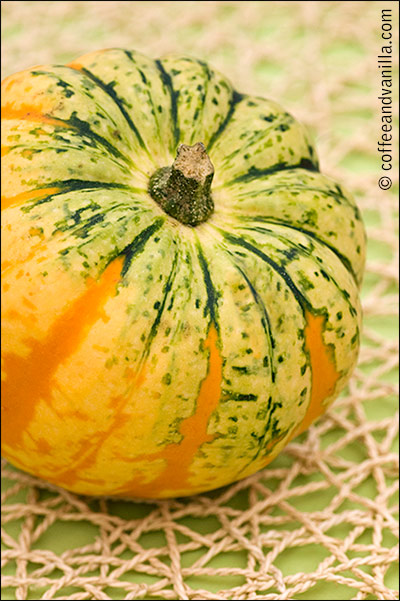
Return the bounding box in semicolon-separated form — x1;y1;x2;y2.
2;1;399;599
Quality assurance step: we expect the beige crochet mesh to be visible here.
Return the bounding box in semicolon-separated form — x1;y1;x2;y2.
1;1;399;600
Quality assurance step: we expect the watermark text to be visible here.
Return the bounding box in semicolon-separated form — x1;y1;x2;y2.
377;8;393;190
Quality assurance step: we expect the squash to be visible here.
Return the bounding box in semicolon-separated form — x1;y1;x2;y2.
1;49;366;499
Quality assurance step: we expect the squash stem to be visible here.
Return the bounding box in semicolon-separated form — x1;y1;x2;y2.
148;142;214;226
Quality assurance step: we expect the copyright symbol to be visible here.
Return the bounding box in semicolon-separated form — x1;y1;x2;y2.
379;176;392;190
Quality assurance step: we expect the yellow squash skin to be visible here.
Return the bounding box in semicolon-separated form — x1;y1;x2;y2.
1;49;366;498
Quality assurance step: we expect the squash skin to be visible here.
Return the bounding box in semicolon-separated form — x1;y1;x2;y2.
1;49;366;498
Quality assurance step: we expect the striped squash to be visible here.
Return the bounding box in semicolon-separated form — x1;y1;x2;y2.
1;49;366;499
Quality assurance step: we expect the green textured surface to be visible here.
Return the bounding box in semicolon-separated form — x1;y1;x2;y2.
1;1;398;600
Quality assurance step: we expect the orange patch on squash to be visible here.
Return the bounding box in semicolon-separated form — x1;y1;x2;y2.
1;187;61;211
295;311;340;436
67;62;84;71
257;429;289;471
38;347;151;488
1;257;124;455
66;47;108;71
1;104;71;128
116;325;223;498
1;261;12;271
28;227;45;239
1;242;50;278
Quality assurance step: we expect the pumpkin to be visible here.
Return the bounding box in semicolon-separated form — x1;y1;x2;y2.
1;49;366;499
